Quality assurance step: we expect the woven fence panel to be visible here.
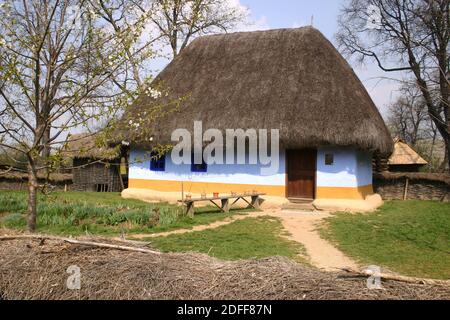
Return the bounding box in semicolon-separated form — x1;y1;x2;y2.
374;177;449;202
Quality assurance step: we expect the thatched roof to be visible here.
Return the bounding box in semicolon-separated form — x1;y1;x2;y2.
389;139;428;166
115;27;393;155
0;170;72;182
64;133;120;160
374;172;450;186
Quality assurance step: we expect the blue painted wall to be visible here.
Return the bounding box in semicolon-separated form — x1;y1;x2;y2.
129;149;286;186
316;147;373;188
129;147;373;189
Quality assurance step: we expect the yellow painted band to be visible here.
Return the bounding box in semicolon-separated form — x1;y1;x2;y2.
129;178;286;197
129;179;374;199
316;185;374;200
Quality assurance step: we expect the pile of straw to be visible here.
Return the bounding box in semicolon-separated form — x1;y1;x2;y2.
0;237;448;300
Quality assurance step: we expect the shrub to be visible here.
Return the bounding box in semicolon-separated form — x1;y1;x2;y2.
159;207;183;227
0;193;27;214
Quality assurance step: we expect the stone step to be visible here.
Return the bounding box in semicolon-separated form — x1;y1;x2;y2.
288;197;314;204
282;202;316;212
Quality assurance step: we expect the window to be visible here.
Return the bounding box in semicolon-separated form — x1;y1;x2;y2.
150;152;166;172
191;153;207;173
325;154;334;166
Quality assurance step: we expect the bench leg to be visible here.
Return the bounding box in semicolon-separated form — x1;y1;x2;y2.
186;202;195;218
221;199;230;213
251;196;261;209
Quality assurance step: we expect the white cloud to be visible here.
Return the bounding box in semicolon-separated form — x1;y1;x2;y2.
236;15;270;32
291;20;309;28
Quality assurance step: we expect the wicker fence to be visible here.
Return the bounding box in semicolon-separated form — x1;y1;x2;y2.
373;172;450;202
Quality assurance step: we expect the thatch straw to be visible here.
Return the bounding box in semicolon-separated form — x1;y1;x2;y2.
63;133;120;160
374;172;450;186
0;237;448;300
0;171;72;183
114;27;393;155
389;139;428;165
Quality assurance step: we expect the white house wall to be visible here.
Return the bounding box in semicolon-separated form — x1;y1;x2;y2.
127;147;374;199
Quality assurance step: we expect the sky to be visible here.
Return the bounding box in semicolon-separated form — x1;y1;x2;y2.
152;0;405;118
237;0;404;117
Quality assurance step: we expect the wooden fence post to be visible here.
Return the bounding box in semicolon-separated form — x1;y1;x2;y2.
403;178;409;201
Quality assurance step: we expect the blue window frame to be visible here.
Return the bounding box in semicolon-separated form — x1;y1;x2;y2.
150;152;166;172
191;153;207;173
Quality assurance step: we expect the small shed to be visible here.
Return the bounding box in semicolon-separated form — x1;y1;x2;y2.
65;134;126;192
388;138;428;172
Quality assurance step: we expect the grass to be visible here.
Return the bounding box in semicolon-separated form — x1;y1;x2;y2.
321;200;450;280
149;216;307;262
0;190;249;236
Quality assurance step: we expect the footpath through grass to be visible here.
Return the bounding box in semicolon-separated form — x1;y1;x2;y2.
0;190;248;236
149;216;307;262
321;201;450;279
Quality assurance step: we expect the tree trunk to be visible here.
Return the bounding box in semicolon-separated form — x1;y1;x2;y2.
429;128;437;172
444;117;450;173
27;160;38;233
41;126;51;192
440;143;449;173
445;143;450;173
41;126;51;159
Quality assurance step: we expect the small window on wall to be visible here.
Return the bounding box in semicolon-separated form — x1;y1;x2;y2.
325;154;334;166
150;152;166;172
191;153;208;173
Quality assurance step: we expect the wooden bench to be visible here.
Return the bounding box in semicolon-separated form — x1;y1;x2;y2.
178;193;266;217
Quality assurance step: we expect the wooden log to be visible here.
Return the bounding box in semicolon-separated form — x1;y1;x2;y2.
403;178;409;201
0;235;161;255
251;196;261;209
340;268;450;286
186;202;195;218
221;199;230;213
117;164;125;191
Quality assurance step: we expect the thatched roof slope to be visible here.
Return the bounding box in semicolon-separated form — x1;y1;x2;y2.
64;133;120;160
374;172;450;186
116;27;393;155
0;170;72;182
389;139;428;166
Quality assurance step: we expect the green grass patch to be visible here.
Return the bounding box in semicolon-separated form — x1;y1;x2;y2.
321;200;450;279
149;216;307;262
0;190;248;236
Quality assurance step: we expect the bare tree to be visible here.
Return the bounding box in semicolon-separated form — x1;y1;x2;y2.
387;82;430;146
337;0;450;171
146;0;248;58
91;0;159;91
387;81;446;171
0;0;156;232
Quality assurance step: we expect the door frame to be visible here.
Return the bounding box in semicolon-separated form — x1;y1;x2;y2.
285;149;317;200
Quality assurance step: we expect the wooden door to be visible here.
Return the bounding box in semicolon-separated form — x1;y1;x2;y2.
286;149;317;199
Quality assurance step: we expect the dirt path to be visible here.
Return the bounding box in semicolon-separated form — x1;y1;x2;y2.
269;210;359;272
122;211;267;240
121;208;359;272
